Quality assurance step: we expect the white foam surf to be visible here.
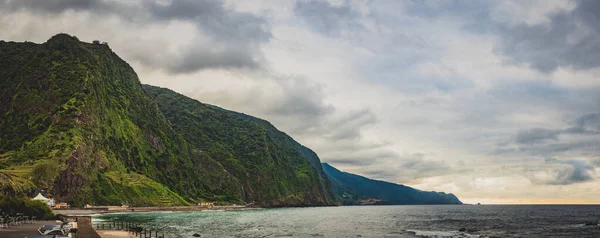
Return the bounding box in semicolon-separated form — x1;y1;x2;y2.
405;229;486;238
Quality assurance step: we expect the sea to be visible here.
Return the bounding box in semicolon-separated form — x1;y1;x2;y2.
92;205;600;238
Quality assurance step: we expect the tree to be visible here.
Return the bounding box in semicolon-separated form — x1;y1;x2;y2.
0;196;55;219
31;161;58;190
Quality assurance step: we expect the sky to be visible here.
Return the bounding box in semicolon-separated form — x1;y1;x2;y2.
1;0;600;204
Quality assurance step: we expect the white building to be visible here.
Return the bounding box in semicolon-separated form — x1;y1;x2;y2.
32;193;55;207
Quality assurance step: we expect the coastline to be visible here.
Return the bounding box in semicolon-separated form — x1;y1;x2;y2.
53;205;258;216
53;203;472;217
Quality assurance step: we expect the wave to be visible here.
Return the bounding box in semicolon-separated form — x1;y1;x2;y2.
405;229;486;238
569;223;599;228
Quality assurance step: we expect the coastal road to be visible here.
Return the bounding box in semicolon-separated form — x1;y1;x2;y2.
0;220;58;238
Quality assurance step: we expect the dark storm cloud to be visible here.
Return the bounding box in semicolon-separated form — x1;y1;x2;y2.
0;0;270;73
515;128;560;145
403;0;490;20
531;140;599;156
147;0;271;72
326;109;377;141
358;153;451;183
0;0;107;13
575;113;600;131
408;0;600;72
294;0;362;36
401;156;449;174
0;0;133;20
166;46;261;73
498;112;600;159
184;75;334;126
496;138;600;158
264;77;334;120
512;112;600;145
496;0;600;72
528;159;597;185
250;77;379;146
149;0;270;42
375;0;600;73
556;160;595;184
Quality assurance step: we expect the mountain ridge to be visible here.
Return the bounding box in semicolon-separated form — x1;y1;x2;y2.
0;34;461;207
0;33;242;206
322;163;462;205
143;84;336;207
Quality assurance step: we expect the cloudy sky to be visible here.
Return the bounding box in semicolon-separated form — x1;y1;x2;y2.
2;0;600;204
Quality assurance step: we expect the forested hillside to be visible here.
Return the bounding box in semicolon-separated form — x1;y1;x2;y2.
144;85;335;206
322;163;462;205
0;34;333;207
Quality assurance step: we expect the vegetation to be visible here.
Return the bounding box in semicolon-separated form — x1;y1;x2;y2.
0;33;458;207
0;171;34;195
91;172;188;207
0;34;334;207
31;160;58;189
322;163;462;205
144;85;336;206
0;196;55;220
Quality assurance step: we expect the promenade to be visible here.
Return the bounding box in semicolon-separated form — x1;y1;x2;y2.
0;220;58;238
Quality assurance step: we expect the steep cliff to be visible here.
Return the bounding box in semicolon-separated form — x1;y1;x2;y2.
0;34;241;206
143;85;335;206
323;163;462;205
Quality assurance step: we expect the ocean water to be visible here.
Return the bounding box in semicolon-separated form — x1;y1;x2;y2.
92;205;600;238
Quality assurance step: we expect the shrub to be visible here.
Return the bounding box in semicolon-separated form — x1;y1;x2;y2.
31;160;59;189
0;196;55;219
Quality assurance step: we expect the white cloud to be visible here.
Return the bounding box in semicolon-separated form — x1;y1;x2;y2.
490;0;576;26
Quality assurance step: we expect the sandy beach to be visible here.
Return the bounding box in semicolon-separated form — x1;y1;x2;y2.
96;230;138;238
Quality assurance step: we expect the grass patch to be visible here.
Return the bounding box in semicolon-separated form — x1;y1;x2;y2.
92;171;189;207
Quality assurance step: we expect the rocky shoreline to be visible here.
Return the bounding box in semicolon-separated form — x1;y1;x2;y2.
53;205;257;216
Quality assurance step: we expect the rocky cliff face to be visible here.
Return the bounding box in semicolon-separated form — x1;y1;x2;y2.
144;85;336;206
0;34;334;207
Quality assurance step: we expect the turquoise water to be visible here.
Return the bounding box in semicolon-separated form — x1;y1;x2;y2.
93;205;600;237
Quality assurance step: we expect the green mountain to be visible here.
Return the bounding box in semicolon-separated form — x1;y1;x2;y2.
143;85;336;206
0;34;461;207
322;163;462;205
0;34;333;207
